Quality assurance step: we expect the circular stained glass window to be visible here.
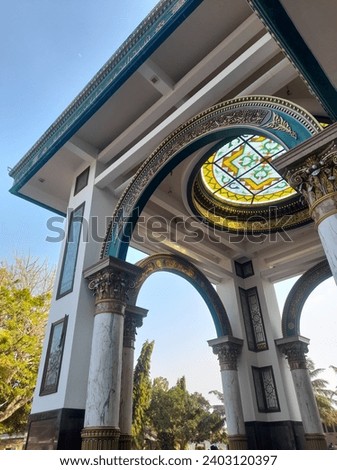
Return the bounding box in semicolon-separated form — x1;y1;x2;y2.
201;134;296;205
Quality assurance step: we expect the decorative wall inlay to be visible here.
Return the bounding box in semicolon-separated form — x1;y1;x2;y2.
40;316;69;396
286;142;337;225
128;253;232;337
239;287;268;352
282;259;331;337
102;96;321;257
57;203;85;299
252;366;280;412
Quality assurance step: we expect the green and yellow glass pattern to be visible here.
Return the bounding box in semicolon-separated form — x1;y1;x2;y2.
201;134;296;205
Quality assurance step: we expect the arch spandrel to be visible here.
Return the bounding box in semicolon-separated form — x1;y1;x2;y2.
282;259;332;337
129;253;232;338
101;95;322;260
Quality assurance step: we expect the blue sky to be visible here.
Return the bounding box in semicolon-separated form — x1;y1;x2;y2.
1;0;336;400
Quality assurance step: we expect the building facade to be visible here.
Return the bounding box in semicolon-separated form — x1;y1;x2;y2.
9;0;337;450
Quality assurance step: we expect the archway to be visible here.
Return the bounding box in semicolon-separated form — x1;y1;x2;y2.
282;259;332;337
101;95;321;260
129;253;232;337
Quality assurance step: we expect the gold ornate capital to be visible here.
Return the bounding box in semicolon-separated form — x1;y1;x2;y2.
286;142;337;225
81;426;120;450
84;257;143;315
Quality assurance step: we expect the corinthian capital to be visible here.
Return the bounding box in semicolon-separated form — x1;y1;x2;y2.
84;257;143;312
208;336;243;371
286;142;337;224
276;336;309;370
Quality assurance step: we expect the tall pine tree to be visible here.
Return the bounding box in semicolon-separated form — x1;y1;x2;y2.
132;340;154;449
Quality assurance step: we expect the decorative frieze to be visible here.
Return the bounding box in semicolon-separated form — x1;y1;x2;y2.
286;142;337;225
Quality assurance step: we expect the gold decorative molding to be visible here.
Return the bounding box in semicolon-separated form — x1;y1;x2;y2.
81;426;120;450
304;433;328;450
228;435;248;450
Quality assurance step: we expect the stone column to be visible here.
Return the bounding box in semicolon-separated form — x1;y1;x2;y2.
286;142;337;283
119;305;148;450
208;336;247;450
276;336;327;450
81;257;142;450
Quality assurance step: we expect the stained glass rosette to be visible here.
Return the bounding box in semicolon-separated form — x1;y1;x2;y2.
201;135;295;205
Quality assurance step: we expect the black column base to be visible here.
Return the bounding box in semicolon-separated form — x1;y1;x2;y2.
25;408;85;450
245;420;306;449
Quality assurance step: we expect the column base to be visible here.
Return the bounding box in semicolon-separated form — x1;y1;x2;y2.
119;434;132;450
228;435;248;450
304;433;328;450
81;426;120;450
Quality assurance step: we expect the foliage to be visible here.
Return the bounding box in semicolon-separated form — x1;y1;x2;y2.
0;257;54;433
307;358;337;426
148;376;226;449
132;340;155;449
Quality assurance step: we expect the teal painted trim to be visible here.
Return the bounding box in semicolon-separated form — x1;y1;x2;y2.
249;0;337;120
9;0;204;194
9;187;66;217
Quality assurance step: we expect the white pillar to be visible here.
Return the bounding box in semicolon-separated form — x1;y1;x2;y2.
286;142;337;283
119;306;147;450
318;215;337;281
208;336;247;450
276;336;327;450
84;312;123;429
81;257;142;450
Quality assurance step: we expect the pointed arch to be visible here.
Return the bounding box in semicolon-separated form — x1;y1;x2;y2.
129;253;232;338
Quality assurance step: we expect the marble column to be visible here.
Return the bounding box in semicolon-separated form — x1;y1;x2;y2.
276;336;327;450
81;257;142;450
208;336;247;450
119;306;148;450
286;142;337;283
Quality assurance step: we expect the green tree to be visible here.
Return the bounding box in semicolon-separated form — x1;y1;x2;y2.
148;376;226;449
0;256;54;433
132;340;155;449
307;359;337;426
